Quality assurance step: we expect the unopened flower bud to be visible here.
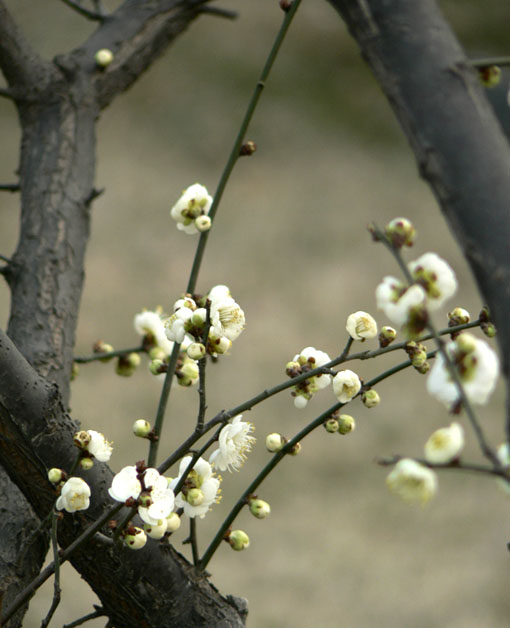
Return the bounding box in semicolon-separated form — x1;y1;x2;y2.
133;419;151;438
293;395;308;409
74;430;91;450
265;433;284;453
338;414;356;435
412;350;428;368
448;307;470;326
415;361;430;374
149;359;166;375
48;468;65;484
139;492;152;508
79;457;94;471
195;215;212;232
324;418;339;433
186;488;204;506
180;360;199;380
228;529;250;551
149;346;167;361
240;140;257;156
249;498;271;519
124;527;147;550
93;340;114;363
187;343;206;360
384;217;416;248
191;308;207;326
116;352;141;377
455;332;477;356
362;389;380;408
482;322;497;338
478;65;501;88
144;519;167;540
166;512;181;533
289;442;302;456
379;326;397;348
94;49;114;68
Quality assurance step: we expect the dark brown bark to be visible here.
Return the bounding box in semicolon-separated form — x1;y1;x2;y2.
0;1;246;626
326;0;510;389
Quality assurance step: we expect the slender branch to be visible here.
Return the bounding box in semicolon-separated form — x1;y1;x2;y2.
377;454;509;479
186;0;303;294
63;607;106;628
196;303;211;432
40;512;61;628
73;345;144;363
199;6;237;19
188;518;200;566
0;183;19;191
60;0;106;21
470;56;510;69
147;341;181;467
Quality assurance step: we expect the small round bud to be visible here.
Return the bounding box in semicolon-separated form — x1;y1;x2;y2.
228;529;250;551
455;332;477;356
71;362;80;380
249;498;271;519
415;361;430;374
240;140;257;156
166;512;181;533
149;347;167;361
379;326;397;348
94;48;114;68
478;65;501;88
289;442;302;456
384;217;416;248
144;519;167;540
265;433;284;453
209;335;231;355
191;308;207;326
93;340;114;362
411;350;428;368
338;414;356;435
324;418;339;433
133;419;152;438
74;430;91;450
482;322;497;338
149;359;166;375
293;395;308;409
139;492;152;508
187;343;206;360
180;360;199;380
448;307;470;326
79;457;94;471
116;352;141;377
48;468;65;484
285;361;301;377
186;488;204;506
195;215;212;232
124;527;147;550
362;389;380;408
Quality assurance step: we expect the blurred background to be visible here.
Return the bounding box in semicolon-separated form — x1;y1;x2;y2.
1;1;510;626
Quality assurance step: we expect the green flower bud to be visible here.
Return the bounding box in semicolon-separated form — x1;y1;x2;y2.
448;307;470;326
229;529;250;551
93;340;114;362
412;350;428;368
149;359;166;375
379;326;397;348
133;419;152;438
324;418;339;433
48;468;65;484
249;498;271;519
338;414;356;435
180;360;199;380
195;215;212;232
166;512;181;533
124;527;147;550
186;488;204;506
265;433;284;453
79;457;94;471
94;48;114;68
149;346;167;361
289;442;302;456
144;520;167;540
415;361;430;374
482;322;497;338
455;333;477;356
116;352;141;377
187;343;206;360
478;65;501;88
362;389;380;408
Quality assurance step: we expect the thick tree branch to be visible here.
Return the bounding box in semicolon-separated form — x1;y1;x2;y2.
327;0;510;385
0;329;246;627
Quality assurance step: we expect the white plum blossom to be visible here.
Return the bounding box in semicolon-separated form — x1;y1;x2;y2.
170;456;220;519
209;415;256;472
289;347;332;408
109;466;142;502
86;430;113;462
208;285;231;302
210;296;245;341
134;309;174;355
346;311;378;341
165;307;194;344
408;252;457;311
386;458;437;505
56;477;91;513
332;369;362;403
424;422;464;464
376;277;427;327
170;183;213;235
137;468;175;526
426;333;499;409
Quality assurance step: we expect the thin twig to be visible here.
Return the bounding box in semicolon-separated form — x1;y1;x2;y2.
40;512;61;628
0;183;19;191
189;518;199;565
60;0;106;21
199;6;238;19
470;56;510;69
196;302;211;432
186;0;303;294
73;345;144;363
63;607;106;628
377;454;509;479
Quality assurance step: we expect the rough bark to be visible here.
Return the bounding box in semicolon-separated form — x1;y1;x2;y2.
0;1;246;626
326;0;510;388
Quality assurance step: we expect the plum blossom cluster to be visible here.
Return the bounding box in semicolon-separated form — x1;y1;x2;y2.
165;284;245;360
170;183;213;235
170;456;221;519
286;346;333;409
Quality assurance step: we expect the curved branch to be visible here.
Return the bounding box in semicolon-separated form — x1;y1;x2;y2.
326;0;510;383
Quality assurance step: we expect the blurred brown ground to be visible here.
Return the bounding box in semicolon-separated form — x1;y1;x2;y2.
1;1;510;626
